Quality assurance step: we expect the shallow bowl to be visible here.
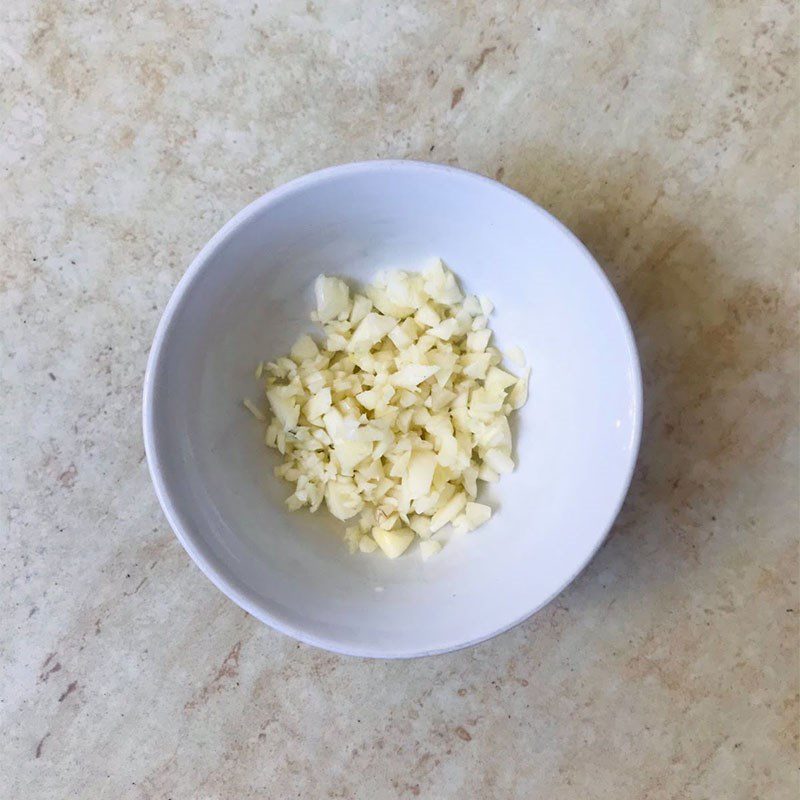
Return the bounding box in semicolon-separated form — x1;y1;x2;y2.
143;161;642;658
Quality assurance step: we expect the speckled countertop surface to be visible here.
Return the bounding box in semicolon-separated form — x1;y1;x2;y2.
2;2;798;798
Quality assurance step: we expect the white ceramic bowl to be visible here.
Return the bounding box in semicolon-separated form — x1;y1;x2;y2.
143;161;642;658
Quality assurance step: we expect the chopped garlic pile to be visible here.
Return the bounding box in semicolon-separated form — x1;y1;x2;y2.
246;260;529;560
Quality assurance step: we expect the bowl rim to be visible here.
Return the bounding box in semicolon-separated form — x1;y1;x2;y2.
142;159;643;659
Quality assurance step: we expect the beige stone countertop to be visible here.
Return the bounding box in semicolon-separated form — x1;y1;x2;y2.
2;2;797;798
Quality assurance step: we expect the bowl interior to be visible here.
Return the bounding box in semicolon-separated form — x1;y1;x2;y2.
145;162;641;657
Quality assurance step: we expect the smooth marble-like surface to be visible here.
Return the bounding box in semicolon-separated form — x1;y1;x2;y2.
1;2;797;798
